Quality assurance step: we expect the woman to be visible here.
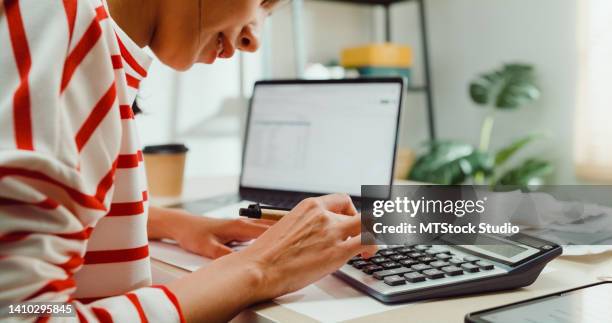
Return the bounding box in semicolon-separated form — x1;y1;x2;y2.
0;0;375;322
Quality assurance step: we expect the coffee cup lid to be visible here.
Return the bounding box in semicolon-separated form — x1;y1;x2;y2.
143;143;189;154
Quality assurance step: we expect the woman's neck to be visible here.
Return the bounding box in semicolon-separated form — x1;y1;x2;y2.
106;0;158;47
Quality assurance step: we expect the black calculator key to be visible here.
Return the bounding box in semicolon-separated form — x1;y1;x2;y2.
396;247;413;254
415;245;431;251
418;256;436;264
430;260;450;268
476;261;494;270
411;264;432;272
370;256;388;264
362;264;383;274
384;275;406;286
352;260;370;269
423;269;445;279
463;256;480;263
404;272;426;283
441;266;464;276
373;267;413;280
461;263;480;273
348;256;362;264
449;258;467;265
389;246;406;251
436;253;452;260
399;259;418;267
378;250;397;257
381;262;401;269
389;254;408;261
408;252;424;258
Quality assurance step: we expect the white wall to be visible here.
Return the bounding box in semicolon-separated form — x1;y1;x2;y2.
268;0;579;184
136;0;580;184
137;51;263;178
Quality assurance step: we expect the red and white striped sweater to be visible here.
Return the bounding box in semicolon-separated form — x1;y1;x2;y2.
1;0;185;322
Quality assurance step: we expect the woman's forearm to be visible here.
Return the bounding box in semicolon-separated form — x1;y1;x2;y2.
165;252;265;323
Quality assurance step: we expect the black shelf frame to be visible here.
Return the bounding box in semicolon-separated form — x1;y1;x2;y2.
314;0;436;140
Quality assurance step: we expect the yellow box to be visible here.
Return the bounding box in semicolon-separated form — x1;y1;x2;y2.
341;43;413;68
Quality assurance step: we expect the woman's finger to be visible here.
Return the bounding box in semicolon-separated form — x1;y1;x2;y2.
333;213;362;238
226;219;270;240
340;234;378;259
318;193;358;216
207;240;233;259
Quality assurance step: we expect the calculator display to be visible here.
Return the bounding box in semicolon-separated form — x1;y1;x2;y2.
462;235;538;264
474;244;528;259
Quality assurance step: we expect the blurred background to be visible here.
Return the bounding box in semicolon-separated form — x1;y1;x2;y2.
136;0;612;186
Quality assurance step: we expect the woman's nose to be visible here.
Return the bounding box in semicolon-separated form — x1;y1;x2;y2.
237;25;260;53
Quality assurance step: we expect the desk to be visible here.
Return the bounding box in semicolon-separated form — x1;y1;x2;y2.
150;176;612;323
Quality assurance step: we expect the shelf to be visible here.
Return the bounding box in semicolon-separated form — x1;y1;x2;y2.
314;0;417;6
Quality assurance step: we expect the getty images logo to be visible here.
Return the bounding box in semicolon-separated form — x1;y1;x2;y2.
372;196;488;218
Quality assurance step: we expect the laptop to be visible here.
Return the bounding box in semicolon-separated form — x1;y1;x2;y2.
175;78;404;215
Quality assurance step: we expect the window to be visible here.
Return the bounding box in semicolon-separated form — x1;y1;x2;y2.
575;0;612;182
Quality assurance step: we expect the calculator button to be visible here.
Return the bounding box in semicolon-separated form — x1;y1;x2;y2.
425;249;442;256
430;261;450;268
399;259;418;267
415;245;431;251
389;254;408;261
463;256;480;263
441;266;464;276
436;253;452;260
381;262;401;269
378;250;397;257
373;267;413;280
408;252;424;259
422;269;445;279
362;264;383;274
352;260;370;269
461;263;480;273
384;275;406;286
404;272;426;283
476;261;494;270
418;256;436;264
348;256;362;264
389;246;406;251
370;256;389;264
449;258;467;266
411;264;433;272
396;247;413;254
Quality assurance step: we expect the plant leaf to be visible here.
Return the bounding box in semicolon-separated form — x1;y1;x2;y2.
409;141;494;184
469;63;540;109
494;134;540;166
495;159;553;189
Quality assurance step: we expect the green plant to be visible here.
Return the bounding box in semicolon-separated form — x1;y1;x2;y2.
409;63;553;188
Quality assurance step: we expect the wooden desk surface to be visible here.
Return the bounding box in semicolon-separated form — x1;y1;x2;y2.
150;176;612;323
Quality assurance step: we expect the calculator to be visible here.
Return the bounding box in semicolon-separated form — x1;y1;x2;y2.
335;233;562;303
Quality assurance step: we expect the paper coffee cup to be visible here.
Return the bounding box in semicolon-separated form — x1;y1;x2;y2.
143;144;188;197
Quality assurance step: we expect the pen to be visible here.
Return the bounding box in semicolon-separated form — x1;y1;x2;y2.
239;203;291;220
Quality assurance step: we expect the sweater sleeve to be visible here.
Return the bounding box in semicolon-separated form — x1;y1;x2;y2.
0;1;184;322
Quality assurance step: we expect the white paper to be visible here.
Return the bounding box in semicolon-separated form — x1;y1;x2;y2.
275;276;406;322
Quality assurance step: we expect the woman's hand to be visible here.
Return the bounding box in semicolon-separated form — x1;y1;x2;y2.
238;193;377;300
166;194;376;322
147;207;272;259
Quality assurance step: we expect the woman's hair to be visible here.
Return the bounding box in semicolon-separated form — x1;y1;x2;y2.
132;99;142;115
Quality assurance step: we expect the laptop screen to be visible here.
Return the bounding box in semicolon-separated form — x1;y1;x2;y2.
241;80;402;197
